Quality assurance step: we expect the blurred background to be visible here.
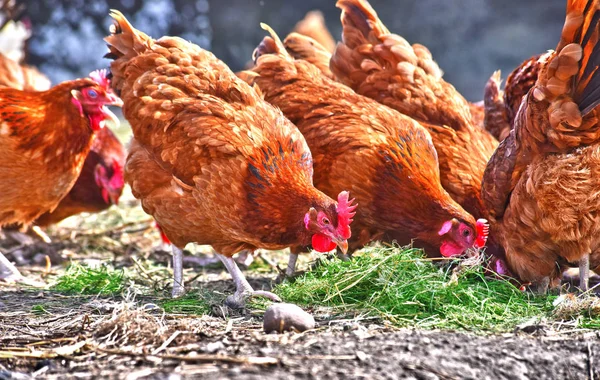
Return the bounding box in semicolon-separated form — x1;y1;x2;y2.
21;0;565;101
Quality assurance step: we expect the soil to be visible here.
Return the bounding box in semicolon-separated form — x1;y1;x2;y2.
2;280;599;379
1;197;599;379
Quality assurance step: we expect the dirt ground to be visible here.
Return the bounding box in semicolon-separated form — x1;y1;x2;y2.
1;194;599;379
1;286;599;380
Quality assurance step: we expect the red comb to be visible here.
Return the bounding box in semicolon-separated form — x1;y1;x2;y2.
109;161;125;192
474;218;489;248
89;69;111;90
336;191;357;239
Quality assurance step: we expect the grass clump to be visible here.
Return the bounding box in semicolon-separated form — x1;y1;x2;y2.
160;291;212;315
52;262;125;295
275;245;591;332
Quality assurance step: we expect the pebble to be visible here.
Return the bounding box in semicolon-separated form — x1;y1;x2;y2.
263;303;316;333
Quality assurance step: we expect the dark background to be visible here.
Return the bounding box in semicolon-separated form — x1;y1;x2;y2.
22;0;565;101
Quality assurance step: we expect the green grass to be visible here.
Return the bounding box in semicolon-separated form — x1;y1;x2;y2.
51;262;125;295
160;291;212;314
273;245;600;332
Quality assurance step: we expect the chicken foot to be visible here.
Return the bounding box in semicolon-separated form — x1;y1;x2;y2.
217;253;281;309
0;251;24;283
172;245;185;298
579;254;590;292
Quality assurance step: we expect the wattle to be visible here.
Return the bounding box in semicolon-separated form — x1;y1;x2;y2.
88;112;106;131
312;233;336;253
439;241;465;257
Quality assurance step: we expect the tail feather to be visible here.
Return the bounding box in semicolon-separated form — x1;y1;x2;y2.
283;32;333;79
292;10;336;53
546;0;600;115
104;10;152;93
572;1;600;114
483;71;511;142
252;23;291;64
104;10;151;60
337;0;389;46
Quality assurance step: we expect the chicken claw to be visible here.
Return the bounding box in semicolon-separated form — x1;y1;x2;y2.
217;253;281;309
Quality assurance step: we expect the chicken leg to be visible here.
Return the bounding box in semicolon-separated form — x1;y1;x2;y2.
579;254;590;292
172;245;185;298
0;251;24;283
217;252;281;309
286;252;299;277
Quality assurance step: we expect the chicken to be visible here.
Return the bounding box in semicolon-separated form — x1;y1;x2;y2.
469;101;486;130
0;52;50;91
104;10;353;305
0;54;123;233
482;54;553;142
33;126;125;227
482;0;600;292
330;0;498;222
482;71;511;142
292;10;336;54
244;25;488;275
0;70;122;282
283;32;335;80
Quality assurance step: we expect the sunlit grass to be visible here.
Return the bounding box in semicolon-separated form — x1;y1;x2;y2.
270;245;600;332
51;262;125;295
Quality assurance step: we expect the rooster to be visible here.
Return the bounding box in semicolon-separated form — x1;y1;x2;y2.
482;0;600;292
245;25;488;275
0;70;122;282
104;10;353;305
330;0;498;223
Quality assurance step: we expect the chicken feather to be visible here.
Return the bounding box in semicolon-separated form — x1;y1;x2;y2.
104;10;351;305
330;0;497;223
482;0;600;291
245;24;488;259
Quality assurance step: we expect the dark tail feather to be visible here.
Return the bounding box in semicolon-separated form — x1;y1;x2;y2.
566;0;600;114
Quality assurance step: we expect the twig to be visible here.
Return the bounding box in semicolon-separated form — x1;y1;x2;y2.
91;345;278;365
588;342;594;380
298;354;356;360
151;331;181;355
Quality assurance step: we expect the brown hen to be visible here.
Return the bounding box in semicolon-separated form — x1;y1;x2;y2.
292;10;336;54
0;56;125;237
104;11;352;305
330;0;498;222
0;70;122;282
245;25;488;274
34;126;125;227
482;0;600;292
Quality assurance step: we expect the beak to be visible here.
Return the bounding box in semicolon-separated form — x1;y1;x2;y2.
334;238;349;256
107;92;123;107
101;106;120;129
108;189;120;205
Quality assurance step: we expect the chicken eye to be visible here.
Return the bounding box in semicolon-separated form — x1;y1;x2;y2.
87;89;98;98
322;217;330;225
462;229;471;237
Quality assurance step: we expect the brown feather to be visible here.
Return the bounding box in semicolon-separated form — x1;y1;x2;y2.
105;10;343;255
246;27;483;256
481;0;600;288
331;0;497;222
291;10;336;54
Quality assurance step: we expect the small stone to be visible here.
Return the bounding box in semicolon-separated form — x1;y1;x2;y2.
205;341;225;353
263;303;315;333
356;350;368;361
